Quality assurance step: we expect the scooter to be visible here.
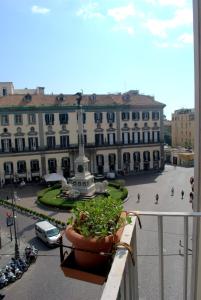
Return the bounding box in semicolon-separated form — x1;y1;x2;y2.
0;271;8;289
24;245;38;264
4;266;16;283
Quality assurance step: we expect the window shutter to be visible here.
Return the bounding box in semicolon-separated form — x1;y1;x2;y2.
94;113;97;123
138;132;140;143
157;132;160;142
45;114;49;124
15;139;17;150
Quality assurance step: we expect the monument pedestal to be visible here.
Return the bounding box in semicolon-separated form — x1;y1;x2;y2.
70;155;96;197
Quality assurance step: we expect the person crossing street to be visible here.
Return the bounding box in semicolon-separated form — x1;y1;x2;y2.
155;193;159;204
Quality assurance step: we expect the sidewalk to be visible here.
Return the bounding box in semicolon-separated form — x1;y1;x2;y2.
0;229;27;269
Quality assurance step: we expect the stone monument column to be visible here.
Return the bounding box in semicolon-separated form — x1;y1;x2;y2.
70;92;96;197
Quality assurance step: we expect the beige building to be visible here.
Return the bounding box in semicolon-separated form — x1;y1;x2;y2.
0;82;165;184
171;108;195;149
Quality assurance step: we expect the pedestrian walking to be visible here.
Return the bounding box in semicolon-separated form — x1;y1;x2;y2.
155;193;159;204
136;193;140;203
189;192;194;203
171;187;174;196
181;190;184;200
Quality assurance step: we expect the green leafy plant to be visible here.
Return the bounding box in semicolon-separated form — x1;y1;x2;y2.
67;196;131;238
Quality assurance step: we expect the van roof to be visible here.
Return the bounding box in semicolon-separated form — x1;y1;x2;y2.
35;220;56;231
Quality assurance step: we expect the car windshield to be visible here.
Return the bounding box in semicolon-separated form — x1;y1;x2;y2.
46;228;59;237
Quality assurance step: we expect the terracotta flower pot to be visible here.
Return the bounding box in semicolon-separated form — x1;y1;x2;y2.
65;213;125;270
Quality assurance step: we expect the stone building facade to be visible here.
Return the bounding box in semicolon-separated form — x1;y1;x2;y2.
172;109;195;149
0;83;165;184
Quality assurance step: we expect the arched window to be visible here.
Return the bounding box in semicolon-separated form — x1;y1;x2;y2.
143;151;150;162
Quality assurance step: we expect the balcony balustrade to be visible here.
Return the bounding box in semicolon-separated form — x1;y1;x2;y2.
101;211;201;300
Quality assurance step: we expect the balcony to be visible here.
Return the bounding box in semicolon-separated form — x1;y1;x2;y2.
100;211;199;300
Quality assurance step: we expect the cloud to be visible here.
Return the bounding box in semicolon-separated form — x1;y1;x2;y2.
145;8;193;37
112;24;134;35
107;3;136;22
178;33;193;44
144;0;187;7
76;2;103;19
31;5;50;14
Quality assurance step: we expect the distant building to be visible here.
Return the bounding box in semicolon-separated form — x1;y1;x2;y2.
0;82;165;184
171;108;195;149
164;119;172;146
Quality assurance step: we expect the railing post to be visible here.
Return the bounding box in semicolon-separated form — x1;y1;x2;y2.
158;216;164;300
183;216;188;300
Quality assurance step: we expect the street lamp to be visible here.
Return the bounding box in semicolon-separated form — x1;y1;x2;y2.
11;191;20;259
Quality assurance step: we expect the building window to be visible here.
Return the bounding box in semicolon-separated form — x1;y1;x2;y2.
15;114;23;125
122;112;130;121
132;112;140;121
15;138;25;152
94;112;103;123
143;151;150;162
122;132;130;144
59;113;68;125
107;112;115;123
107;133;115;145
48;159;57;173
95;134;104;146
109;154;116;171
152;131;160;143
17;161;27;173
60;135;69;148
152;112;159;120
28;114;36;124
142;112;149;121
96;155;104;166
28;137;38;150
77;113;86;124
1;139;11;152
45;114;54;125
153;151;160;161
123;152;130;163
4;162;13;175
143;131;150;143
2;88;7;96
47;136;56;149
1;115;9;126
133;152;141;162
62;157;70;168
3;128;8;133
30;160;40;172
133;132;140;144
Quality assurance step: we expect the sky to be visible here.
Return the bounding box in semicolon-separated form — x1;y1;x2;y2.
0;0;194;119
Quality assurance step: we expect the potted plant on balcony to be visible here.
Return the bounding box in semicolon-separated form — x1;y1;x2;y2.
66;196;131;270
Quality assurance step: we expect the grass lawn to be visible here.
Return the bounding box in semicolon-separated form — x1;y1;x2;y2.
37;184;127;209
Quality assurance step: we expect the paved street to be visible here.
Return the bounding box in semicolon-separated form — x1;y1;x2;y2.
0;165;194;300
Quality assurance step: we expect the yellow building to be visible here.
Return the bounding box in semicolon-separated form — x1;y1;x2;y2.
0;82;165;184
172;108;195;149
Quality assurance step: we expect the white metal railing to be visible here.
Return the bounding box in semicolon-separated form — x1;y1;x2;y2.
101;211;201;300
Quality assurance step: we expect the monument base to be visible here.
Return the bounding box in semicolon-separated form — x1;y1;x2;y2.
70;174;96;197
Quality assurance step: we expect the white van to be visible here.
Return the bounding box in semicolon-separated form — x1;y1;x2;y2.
35;221;61;247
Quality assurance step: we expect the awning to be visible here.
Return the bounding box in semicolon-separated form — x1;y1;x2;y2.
44;173;65;182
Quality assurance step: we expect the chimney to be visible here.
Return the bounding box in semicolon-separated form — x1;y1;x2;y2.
36;87;45;95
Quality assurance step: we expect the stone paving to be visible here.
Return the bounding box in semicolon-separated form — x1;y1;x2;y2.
0;226;27;270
